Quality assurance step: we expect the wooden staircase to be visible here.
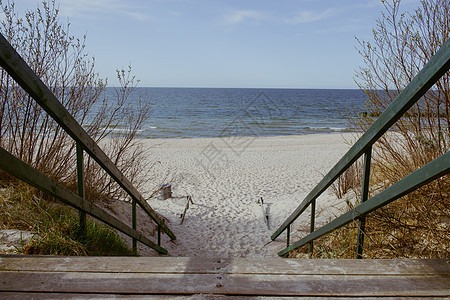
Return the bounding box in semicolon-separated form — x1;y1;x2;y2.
1;256;448;298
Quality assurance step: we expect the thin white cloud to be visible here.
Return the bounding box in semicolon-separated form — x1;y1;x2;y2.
58;0;148;21
356;0;383;9
285;8;337;24
223;10;267;26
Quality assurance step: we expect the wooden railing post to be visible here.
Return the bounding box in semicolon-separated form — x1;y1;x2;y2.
132;197;137;252
356;147;372;258
76;143;86;236
309;199;316;256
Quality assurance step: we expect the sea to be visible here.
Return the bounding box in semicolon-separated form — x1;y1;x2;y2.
105;87;367;139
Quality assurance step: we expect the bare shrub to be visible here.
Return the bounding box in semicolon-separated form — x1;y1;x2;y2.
352;0;449;258
355;0;449;166
0;1;152;202
296;0;449;259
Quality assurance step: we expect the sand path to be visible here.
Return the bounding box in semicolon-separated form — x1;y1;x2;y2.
132;133;355;257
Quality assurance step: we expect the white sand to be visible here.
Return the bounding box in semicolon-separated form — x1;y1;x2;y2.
0;230;34;253
116;132;356;258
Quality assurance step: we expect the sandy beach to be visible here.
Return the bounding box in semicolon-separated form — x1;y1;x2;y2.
96;132;358;258
108;132;354;258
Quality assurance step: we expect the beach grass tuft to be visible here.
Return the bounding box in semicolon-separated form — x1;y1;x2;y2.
0;175;136;256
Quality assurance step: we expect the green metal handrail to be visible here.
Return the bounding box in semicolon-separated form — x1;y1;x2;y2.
0;33;175;254
278;151;449;256
272;39;450;257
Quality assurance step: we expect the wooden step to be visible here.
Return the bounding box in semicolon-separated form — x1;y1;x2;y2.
0;256;448;298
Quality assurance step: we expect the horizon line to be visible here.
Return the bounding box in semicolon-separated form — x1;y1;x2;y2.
105;86;362;90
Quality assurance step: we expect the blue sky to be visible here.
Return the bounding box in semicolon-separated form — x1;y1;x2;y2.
12;0;420;89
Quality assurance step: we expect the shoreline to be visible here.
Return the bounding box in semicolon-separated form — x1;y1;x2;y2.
127;129;360;140
109;132;357;257
132;130;361;140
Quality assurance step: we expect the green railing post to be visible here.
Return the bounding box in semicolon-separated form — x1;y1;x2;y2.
309;199;316;256
158;225;161;246
132;197;137;252
76;143;86;236
287;224;291;247
356;147;372;258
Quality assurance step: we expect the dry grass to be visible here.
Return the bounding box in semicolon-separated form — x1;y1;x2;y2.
289;142;449;259
364;175;449;258
0;176;136;256
331;157;363;200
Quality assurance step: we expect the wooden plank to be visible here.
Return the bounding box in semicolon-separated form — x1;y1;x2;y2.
0;293;187;299
0;294;434;300
0;33;175;241
0;257;448;297
1;256;448;276
271;38;450;241
278;151;450;256
0;272;220;295
0;271;448;297
0;256;222;274
226;258;450;276
222;274;450;297
0;148;167;254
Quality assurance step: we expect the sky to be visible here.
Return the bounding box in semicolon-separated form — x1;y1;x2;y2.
10;0;421;89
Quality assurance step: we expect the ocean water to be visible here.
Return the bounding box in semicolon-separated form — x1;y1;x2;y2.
106;87;366;138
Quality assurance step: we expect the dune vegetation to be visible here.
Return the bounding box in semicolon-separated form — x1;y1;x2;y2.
0;0;151;255
291;0;449;259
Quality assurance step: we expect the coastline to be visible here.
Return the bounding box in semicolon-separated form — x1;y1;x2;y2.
109;132;358;257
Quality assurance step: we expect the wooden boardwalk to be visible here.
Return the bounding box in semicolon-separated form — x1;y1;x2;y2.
0;256;448;298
